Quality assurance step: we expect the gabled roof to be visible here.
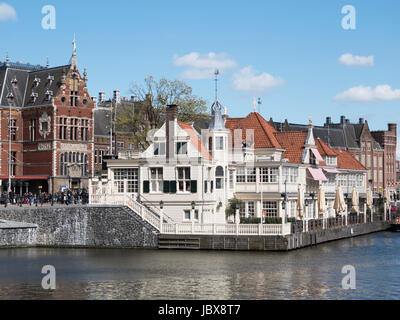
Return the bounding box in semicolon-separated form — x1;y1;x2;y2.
333;149;366;171
315;138;337;157
0;62;70;107
226;112;281;149
178;121;212;160
274;131;307;164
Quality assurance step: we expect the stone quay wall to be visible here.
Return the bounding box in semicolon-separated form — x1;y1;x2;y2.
158;221;391;251
0;220;38;248
0;206;158;248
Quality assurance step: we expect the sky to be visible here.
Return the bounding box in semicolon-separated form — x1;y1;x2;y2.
1;0;399;156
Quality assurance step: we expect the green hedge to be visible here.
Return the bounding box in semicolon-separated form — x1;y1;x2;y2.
240;217;297;224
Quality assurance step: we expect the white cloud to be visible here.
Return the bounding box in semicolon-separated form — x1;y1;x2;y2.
232;66;285;92
334;85;400;103
339;53;374;67
173;52;237;80
0;3;17;22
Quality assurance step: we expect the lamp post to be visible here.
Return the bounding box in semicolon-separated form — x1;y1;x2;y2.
6;93;13;205
310;192;315;220
191;201;196;233
159;200;164;232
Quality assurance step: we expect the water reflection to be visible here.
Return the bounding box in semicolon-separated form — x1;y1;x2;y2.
1;232;400;300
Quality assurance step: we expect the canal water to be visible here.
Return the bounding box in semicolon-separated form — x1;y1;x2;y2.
1;232;400;300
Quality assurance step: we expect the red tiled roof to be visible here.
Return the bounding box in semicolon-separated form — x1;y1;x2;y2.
315;138;337;157
178;121;212;160
225;112;281;149
333;149;366;170
274;131;307;164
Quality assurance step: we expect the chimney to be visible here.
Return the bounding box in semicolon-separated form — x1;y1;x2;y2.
345;119;350;124
389;123;397;133
113;90;121;104
166;105;178;161
340;116;346;124
92;96;98;108
359;118;364;124
326;117;332;125
98;92;106;103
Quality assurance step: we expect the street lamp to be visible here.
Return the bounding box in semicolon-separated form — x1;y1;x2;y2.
191;201;196;210
6;92;14;206
160;200;164;210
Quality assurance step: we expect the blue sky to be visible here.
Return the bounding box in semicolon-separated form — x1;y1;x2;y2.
1;0;399;150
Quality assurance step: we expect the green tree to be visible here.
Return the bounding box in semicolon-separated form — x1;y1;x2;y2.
225;198;244;220
114;76;210;150
130;76;209;127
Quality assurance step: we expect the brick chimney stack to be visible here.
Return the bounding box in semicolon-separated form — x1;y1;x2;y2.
389;123;397;133
166;105;178;161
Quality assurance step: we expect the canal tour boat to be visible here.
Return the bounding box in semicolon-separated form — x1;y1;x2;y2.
390;206;400;232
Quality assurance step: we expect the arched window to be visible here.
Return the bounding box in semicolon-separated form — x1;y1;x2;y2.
216;166;224;189
208;137;213;155
69;152;72;163
73;152;76;163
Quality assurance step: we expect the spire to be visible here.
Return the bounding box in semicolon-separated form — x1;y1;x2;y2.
253;98;257;112
214;69;219;102
208;69;225;130
46;57;50;68
70;34;78;68
5;52;9;66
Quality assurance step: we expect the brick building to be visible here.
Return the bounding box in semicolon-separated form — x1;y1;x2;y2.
93;92;150;175
270;116;397;197
0;45;94;194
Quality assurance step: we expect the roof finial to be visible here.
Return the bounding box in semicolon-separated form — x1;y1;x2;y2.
72;33;77;56
5;52;9;65
214;69;219;102
46;57;50;68
308;117;313;129
70;34;78;68
253;98;257;112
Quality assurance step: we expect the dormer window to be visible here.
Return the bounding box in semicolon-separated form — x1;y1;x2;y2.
326;156;337;166
45;90;53;101
30;92;38;103
6;92;14;103
309;150;316;165
33;77;41;87
47;75;54;85
11;77;18;88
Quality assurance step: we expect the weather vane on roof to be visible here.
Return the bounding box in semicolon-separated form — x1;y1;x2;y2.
214;69;219;102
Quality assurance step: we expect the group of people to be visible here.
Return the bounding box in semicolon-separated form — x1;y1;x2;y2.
2;189;89;206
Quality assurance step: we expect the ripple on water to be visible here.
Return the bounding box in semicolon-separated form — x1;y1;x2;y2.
1;232;400;300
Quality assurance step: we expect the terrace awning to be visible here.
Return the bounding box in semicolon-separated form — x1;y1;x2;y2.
307;168;328;181
323;168;340;174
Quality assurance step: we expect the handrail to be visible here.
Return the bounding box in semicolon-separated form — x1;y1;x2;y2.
136;193;174;223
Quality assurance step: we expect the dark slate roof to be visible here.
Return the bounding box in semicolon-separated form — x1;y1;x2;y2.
94;109;111;136
23;65;69;107
0;61;69;108
273;121;383;151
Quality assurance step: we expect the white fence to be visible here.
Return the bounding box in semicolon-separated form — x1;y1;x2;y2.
90;194;292;236
161;223;291;236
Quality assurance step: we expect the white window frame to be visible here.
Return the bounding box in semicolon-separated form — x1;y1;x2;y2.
150;168;163;193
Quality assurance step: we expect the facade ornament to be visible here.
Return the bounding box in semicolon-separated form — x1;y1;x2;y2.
39;112;51;138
